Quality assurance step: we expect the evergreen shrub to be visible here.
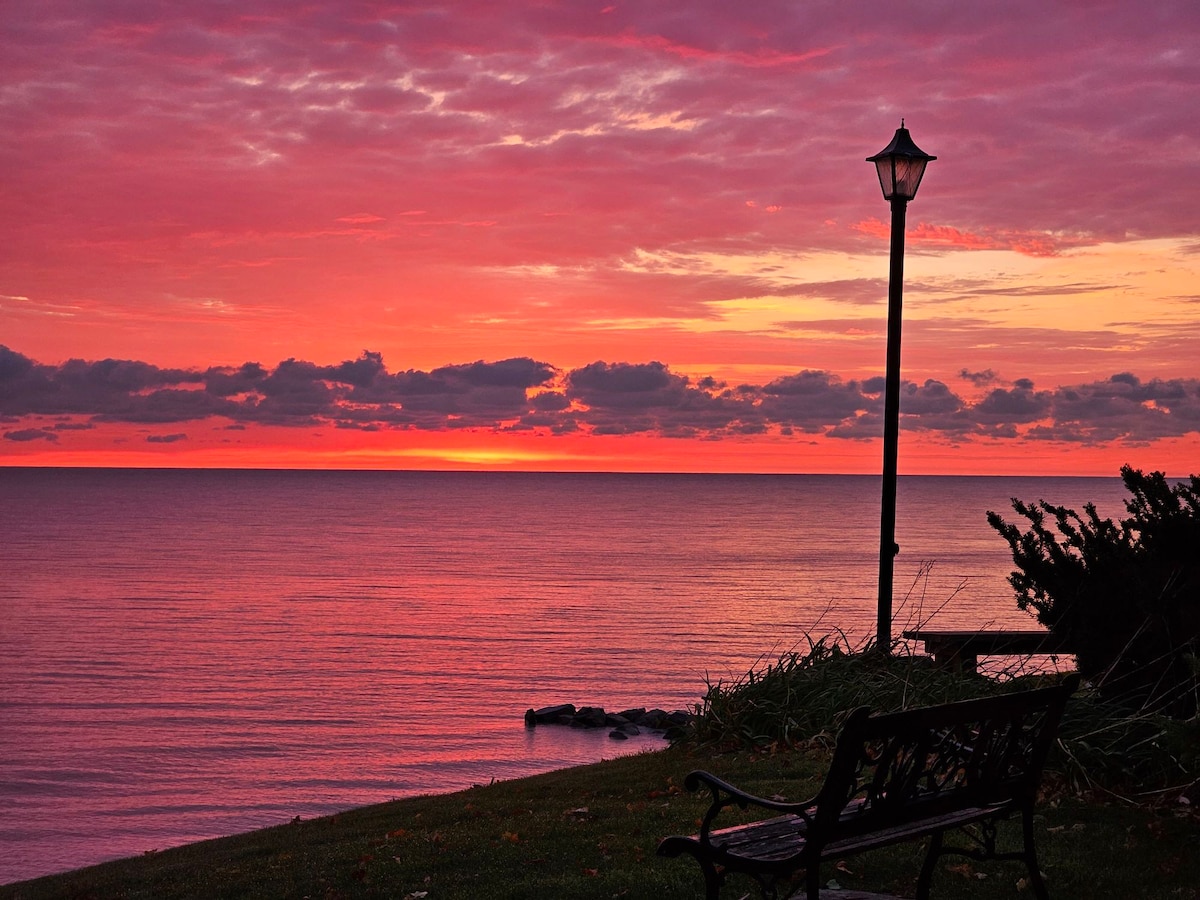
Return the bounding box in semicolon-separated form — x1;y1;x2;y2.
987;465;1200;718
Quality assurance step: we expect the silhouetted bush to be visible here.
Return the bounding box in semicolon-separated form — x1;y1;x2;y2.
988;465;1200;718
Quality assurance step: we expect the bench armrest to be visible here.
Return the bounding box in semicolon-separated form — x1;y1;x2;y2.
683;770;816;843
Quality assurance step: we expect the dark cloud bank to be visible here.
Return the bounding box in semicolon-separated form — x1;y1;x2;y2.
2;346;1197;447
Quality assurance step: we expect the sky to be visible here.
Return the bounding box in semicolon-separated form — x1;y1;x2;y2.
2;0;1198;475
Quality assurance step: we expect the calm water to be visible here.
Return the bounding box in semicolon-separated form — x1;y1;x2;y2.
0;469;1128;884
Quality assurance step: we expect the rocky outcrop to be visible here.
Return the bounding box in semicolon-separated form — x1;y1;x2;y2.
523;703;694;740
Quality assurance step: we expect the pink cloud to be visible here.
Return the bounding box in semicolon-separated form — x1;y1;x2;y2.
854;219;1093;257
1;0;1197;437
604;28;840;69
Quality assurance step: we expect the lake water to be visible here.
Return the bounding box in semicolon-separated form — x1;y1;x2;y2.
0;468;1129;884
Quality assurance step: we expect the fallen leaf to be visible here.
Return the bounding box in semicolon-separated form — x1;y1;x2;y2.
1158;856;1182;877
501;831;520;843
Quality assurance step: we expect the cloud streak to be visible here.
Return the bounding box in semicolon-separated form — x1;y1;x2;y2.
4;346;1197;449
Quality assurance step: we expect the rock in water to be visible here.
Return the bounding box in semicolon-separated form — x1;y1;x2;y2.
524;703;577;727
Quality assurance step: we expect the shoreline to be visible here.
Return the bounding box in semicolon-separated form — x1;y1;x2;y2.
3;744;677;890
1;726;677;887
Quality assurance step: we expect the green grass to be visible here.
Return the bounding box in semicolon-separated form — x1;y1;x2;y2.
5;743;1199;900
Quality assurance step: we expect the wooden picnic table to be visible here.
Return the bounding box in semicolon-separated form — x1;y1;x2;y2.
902;628;1073;673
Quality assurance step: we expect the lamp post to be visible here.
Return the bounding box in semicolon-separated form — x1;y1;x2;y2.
866;121;935;653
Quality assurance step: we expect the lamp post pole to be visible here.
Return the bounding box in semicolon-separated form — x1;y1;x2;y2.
866;122;935;654
876;194;907;653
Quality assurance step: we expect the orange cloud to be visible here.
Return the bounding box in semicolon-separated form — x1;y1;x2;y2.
853;219;1092;257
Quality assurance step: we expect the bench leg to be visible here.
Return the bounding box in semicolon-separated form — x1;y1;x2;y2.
915;829;943;900
698;857;721;900
804;863;822;900
1021;806;1050;900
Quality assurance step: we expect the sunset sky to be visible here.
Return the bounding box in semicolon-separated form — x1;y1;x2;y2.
2;1;1198;474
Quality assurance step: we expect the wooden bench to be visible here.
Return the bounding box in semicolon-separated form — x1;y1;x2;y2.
902;629;1073;674
658;676;1079;900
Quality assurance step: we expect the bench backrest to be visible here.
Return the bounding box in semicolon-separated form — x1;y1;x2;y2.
811;676;1078;839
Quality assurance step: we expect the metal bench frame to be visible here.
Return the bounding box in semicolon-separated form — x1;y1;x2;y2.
658;675;1078;899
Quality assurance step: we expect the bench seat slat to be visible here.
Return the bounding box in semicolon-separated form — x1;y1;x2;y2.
824;804;1006;856
706;802;1010;863
711;815;806;861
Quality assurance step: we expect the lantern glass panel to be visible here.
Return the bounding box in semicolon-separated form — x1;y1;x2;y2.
892;157;928;200
873;159;894;198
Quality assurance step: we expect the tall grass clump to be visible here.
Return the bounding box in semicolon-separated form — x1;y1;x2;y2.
680;635;1200;801
1053;684;1200;798
681;635;1010;749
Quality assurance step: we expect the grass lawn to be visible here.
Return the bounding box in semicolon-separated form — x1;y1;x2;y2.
4;743;1198;900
